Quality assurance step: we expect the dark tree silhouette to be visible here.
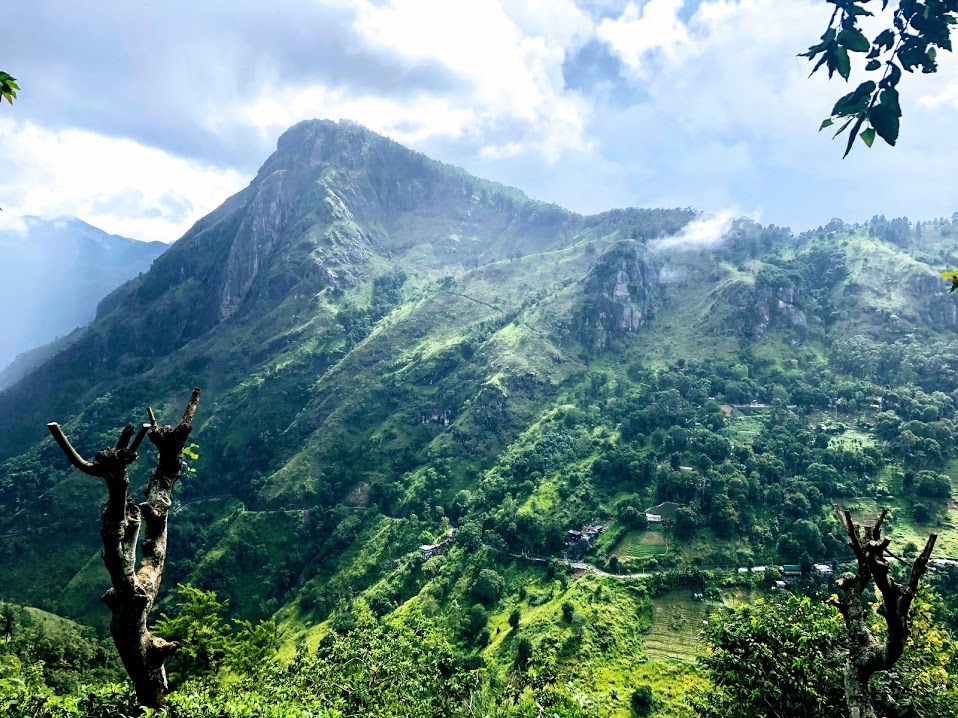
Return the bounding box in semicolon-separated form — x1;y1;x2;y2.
47;388;201;709
830;505;937;718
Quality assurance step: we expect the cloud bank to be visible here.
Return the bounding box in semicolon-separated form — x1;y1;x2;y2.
4;0;958;242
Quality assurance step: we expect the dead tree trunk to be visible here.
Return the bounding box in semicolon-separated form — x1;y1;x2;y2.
830;505;937;718
47;388;201;709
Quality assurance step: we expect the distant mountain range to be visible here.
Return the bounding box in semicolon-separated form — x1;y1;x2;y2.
0;216;166;382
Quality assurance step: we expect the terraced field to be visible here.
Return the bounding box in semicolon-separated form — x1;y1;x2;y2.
612;529;668;559
643;590;720;662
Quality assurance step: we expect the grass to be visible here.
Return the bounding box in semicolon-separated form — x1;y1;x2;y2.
725;413;764;447
643;590;715;662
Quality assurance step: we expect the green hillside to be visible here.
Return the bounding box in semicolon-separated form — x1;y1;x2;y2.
1;121;958;716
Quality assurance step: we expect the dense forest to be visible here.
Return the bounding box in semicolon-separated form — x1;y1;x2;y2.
1;121;957;716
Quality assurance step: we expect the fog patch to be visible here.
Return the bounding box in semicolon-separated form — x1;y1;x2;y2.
650;209;738;253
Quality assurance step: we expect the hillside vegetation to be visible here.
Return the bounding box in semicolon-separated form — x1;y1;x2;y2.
1;121;958;716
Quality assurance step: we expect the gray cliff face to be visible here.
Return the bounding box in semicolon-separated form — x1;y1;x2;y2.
726;284;808;340
218;170;297;320
578;244;658;352
909;269;958;328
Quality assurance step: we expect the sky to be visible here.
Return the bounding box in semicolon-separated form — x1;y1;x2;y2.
2;0;958;243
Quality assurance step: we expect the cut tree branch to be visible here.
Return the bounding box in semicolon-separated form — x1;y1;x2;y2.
831;504;938;718
47;388;201;710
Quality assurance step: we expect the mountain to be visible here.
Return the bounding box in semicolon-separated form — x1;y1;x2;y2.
1;120;957;715
0;216;166;377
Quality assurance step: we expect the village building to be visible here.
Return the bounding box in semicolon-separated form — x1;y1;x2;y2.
419;543;445;559
642;502;683;522
419;528;456;560
564;522;607;560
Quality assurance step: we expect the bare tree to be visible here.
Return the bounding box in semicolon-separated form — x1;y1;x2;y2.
47;388;201;709
830;505;937;718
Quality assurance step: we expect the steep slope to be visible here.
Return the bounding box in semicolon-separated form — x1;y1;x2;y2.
0;217;165;374
0;120;693;622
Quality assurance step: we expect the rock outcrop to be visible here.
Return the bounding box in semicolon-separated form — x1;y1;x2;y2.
577;243;658;352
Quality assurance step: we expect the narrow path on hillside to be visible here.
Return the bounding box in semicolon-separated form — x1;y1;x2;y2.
171;494;247;514
439;289;504;313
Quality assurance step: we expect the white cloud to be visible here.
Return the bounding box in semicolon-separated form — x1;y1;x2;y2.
596;0;690;76
650;208;740;251
9;0;958;242
917;80;958;110
0;119;246;243
241;0;594;164
244;86;477;145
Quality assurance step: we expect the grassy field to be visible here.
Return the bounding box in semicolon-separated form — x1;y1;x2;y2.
643;590;717;662
612;529;668;559
725;413;764;447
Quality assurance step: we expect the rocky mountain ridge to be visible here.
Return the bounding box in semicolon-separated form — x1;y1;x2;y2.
0;119;956;637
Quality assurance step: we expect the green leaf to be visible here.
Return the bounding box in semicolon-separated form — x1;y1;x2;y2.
831;80;875;116
881;86;902;117
843;113;867;158
874;28;895;49
833;116;855;137
801;28;836;58
838;28;870;53
869;104;900;146
860;127;876;147
835;47;851;79
820;118;835;131
865;59;881;71
882;61;902;88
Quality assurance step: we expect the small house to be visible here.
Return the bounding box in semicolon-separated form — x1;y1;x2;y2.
775;580;786;589
642;502;683;520
419;543;444;560
781;564;802;577
646;514;663;523
813;563;833;578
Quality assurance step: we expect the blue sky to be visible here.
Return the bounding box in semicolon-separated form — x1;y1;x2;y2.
2;0;958;242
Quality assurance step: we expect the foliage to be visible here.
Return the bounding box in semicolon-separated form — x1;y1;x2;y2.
471;568;505;607
630;685;656;717
691;591;958;718
0;72;18;105
691;595;848;717
153;585;276;687
804;0;957;156
0;614;481;718
0;602;121;693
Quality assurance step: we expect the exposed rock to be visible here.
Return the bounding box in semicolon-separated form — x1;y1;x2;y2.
726;284;808;340
576;243;659;352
